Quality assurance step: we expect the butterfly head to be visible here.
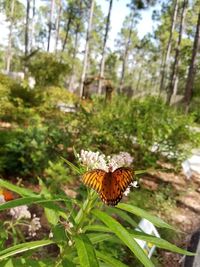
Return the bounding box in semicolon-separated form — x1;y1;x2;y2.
108;165;113;173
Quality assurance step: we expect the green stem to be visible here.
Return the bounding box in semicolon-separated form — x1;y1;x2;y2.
75;190;97;229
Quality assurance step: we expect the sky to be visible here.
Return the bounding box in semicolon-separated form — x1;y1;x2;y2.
98;0;156;47
0;0;159;50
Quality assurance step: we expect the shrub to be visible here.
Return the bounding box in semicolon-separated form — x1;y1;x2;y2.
28;52;70;87
72;96;199;168
1;125;49;176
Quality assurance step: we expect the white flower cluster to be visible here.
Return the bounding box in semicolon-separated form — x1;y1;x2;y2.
123;181;139;196
28;214;42;237
109;152;134;171
78;150;134;172
77;150;108;171
9;205;31;220
9;205;41;237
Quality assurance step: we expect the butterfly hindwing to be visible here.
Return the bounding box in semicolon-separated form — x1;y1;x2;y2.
100;172;122;206
82;169;106;193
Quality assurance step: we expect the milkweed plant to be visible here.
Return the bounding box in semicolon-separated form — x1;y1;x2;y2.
0;150;194;267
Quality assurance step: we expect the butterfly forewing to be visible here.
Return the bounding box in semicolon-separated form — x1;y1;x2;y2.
112;167;134;192
82;169;106;193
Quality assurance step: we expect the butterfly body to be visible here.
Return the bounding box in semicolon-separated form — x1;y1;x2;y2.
83;167;134;206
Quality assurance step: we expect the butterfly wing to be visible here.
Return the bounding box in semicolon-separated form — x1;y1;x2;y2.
112;167;134;192
3;190;14;201
100;167;133;206
82;169;106;193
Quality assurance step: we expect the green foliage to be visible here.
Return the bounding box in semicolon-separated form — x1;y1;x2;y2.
73;96;199;167
0;169;194;267
44;160;73;191
1;125;48;176
28;52;70;87
9;83;44;107
0;80;199;178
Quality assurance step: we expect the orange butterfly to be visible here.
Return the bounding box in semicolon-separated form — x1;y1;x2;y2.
0;188;14;201
82;167;134;206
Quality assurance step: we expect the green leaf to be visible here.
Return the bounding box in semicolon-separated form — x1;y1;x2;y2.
0;240;54;260
74;234;99;267
60;258;76;267
96;251;128;267
61;157;82;175
52;224;68;243
84;225;112;233
0;258;14;267
93;210;154;267
0;179;37;197
87;233;112;244
130;230;195;256
117;203;176;231
0;197;67;219
106;207;138;228
44;208;59;225
0;258;55;267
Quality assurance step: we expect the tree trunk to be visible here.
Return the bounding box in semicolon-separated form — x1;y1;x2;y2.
6;0;15;72
62;15;72;52
29;0;36;50
167;0;188;104
69;25;80;91
25;0;30;57
80;0;95;98
183;11;200;112
135;68;142;93
119;10;135;93
98;0;113;94
54;0;62;52
47;0;55;52
159;0;178;92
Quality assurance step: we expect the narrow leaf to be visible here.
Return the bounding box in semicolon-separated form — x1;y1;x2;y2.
0;240;54;260
93;210;154;267
130;230;195;256
61;157;82;174
96;251;128;267
117;203;175;231
106;207;138;228
0;197;67;219
74;234;99;267
0;179;37;197
84;225;112;233
87;233;112;244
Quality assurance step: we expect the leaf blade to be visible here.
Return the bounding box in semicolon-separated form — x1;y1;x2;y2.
117;203;175;231
93;210;154;267
0;240;54;260
74;234;99;267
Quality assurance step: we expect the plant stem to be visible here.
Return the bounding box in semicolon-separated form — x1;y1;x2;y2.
75;190;97;229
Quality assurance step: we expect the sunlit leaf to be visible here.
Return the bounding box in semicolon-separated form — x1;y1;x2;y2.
0;240;54;260
117;203;176;231
74;234;99;267
0;179;37;197
93;210;154;267
96;251;128;267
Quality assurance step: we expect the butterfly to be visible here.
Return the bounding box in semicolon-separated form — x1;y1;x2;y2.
0;188;14;201
82;167;134;206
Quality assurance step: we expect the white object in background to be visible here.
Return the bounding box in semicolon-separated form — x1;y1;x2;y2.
182;160;193;179
135;219;160;258
182;155;200;179
28;77;36;89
